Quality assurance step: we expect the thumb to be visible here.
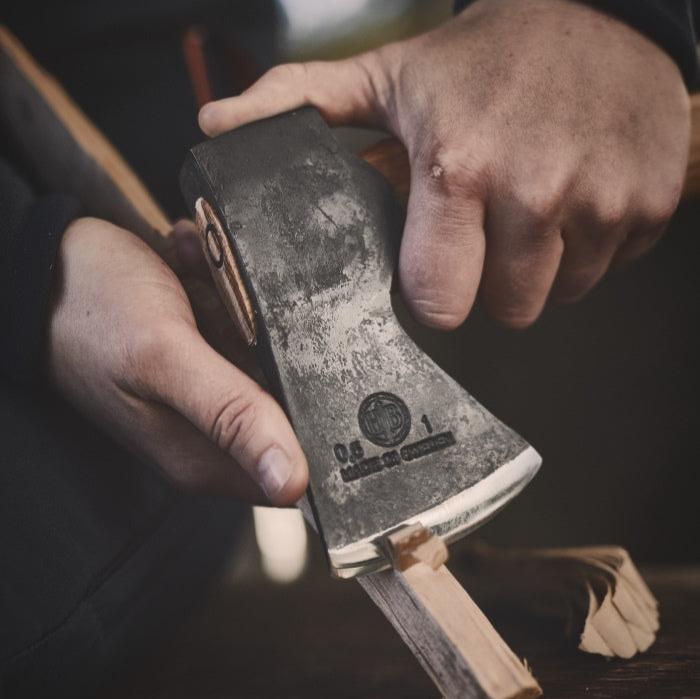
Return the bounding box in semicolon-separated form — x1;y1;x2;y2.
198;54;386;137
150;325;308;505
399;159;486;330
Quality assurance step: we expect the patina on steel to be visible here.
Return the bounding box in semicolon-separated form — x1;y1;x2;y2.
180;107;541;578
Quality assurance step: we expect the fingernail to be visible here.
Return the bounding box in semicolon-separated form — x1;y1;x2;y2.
257;447;294;501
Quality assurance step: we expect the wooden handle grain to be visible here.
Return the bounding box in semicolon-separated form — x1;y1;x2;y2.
685;93;700;200
362;92;700;204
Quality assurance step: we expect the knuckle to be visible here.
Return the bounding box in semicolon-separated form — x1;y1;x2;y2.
639;192;679;229
514;184;564;226
420;144;486;197
591;195;629;230
209;387;264;455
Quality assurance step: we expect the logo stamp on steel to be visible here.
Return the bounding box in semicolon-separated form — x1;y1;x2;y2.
358;392;411;447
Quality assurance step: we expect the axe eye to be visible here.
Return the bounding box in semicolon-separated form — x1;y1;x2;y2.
194;197;257;346
205;223;224;269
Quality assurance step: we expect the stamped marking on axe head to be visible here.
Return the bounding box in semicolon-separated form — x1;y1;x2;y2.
180;107;541;578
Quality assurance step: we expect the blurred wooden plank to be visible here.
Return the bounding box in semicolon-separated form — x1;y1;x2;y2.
100;566;700;698
0;25;171;253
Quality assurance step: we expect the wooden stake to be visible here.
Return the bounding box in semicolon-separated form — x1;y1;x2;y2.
363;525;541;699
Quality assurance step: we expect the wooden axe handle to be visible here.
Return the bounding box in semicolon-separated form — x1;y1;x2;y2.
361;93;700;204
685;94;700;199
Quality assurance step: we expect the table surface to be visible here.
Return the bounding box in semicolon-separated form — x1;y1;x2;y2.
106;565;700;698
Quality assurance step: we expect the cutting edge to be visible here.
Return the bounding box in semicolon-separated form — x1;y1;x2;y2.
326;445;542;579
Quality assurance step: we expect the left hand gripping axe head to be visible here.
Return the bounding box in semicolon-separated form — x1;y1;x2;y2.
180;108;541;578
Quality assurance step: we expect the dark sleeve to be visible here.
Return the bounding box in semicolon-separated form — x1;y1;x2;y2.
0;157;81;385
454;0;698;87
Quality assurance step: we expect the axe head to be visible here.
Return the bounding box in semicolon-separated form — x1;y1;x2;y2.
180;108;541;578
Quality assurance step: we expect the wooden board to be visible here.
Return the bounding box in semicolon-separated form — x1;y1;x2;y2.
100;566;700;699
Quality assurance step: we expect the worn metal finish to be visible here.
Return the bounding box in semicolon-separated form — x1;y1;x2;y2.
180;108;541;577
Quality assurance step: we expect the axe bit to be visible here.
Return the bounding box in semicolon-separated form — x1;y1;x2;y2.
180;107;541;578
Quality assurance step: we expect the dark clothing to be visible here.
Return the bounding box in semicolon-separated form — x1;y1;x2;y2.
0;172;80;383
0;3;271;696
1;0;280;385
0;385;244;698
0;2;697;697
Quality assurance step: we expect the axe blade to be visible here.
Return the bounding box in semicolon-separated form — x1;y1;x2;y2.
180;108;541;578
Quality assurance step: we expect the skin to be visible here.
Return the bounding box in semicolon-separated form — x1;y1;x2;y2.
49;0;690;503
48;217;308;505
201;0;690;329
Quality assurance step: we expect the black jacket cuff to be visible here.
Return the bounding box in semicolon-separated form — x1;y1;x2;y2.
1;194;82;384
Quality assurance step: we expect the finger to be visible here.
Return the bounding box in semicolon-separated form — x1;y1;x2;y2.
122;395;268;503
612;195;676;266
172;219;211;280
612;223;666;266
198;56;385;137
145;325;308;506
398;162;486;330
552;199;628;303
553;231;621;303
481;200;564;327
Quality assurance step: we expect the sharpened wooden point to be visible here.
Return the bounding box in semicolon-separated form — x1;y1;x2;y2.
365;524;542;699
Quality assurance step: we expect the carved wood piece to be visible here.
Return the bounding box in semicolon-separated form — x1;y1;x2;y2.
384;522;449;571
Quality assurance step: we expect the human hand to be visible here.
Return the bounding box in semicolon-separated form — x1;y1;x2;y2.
198;0;690;329
47;217;308;504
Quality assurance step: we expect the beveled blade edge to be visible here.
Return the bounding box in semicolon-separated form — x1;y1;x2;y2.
327;445;542;579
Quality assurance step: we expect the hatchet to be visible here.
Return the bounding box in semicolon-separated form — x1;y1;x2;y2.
12;27;696;693
179;107;541;578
